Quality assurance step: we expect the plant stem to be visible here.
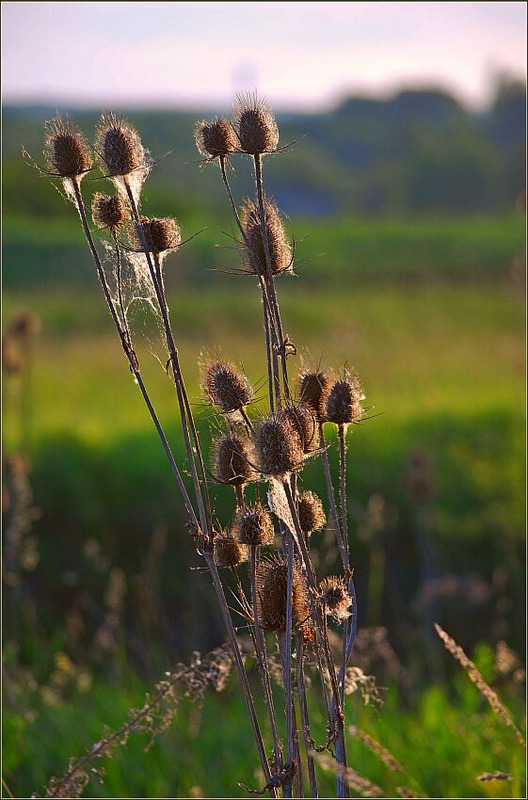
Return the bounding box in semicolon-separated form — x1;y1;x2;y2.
70;178;198;527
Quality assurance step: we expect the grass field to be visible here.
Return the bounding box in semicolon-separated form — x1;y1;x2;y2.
2;212;526;797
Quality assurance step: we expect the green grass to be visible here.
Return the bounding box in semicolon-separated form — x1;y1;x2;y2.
4;642;525;798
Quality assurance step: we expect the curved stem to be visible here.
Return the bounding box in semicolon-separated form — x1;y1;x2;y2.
70;178;198;526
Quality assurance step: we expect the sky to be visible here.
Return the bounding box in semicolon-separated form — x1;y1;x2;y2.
1;2;526;112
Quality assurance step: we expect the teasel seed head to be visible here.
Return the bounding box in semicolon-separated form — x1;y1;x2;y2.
279;404;319;454
96;113;145;177
299;370;331;421
91;192;129;231
234;94;279;154
195;117;237;159
319;576;352;622
234;503;275;547
201;358;253;414
130;216;182;256
255;414;304;477
325;375;364;426
213;532;249;568
240;197;292;277
256;555;309;632
298;491;326;538
44;115;91;178
213;432;256;487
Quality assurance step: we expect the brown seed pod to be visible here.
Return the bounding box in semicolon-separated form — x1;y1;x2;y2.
213;533;249;568
91;192;129;231
44;115;91;178
298;370;331;420
319;576;352;622
201;358;253;413
325;376;364;425
279;404;319;454
130;216;182;255
234;95;279;154
213;433;256;487
96;113;145;177
255;415;304;477
195;117;237;159
234;503;275;546
256;556;309;632
298;491;326;538
240;197;292;277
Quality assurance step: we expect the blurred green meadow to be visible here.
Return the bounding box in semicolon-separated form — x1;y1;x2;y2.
2;92;526;797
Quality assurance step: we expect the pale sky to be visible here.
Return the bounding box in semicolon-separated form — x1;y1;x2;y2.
1;2;526;111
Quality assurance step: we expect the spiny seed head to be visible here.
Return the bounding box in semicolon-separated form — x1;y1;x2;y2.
240;197;292;277
213;433;256;487
298;491;326;537
91;192;129;230
201;358;253;413
213;533;249;568
299;370;331;420
255;415;304;477
234;94;279;154
279;404;319;454
195;117;237;158
44;115;91;178
319;576;352;622
131;217;182;255
96;113;145;177
234;503;275;546
325;376;364;425
256;556;309;632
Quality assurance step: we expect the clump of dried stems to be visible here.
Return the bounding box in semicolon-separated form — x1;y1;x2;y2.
32;94;372;798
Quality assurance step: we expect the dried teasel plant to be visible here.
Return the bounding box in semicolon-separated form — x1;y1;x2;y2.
30;94;369;798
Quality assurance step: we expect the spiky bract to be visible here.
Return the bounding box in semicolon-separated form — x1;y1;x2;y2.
234;503;275;546
91;192;129;231
131;217;181;255
299;370;331;420
96;113;145;177
256;556;309;631
234;95;279;154
195;117;237;159
325;376;364;425
255;415;304;476
298;491;326;537
241;197;292;277
319;576;352;622
213;433;256;487
201;358;253;413
213;533;249;568
44;115;91;178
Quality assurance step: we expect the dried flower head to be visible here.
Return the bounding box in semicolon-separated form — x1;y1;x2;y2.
91;192;129;231
298;491;326;537
201;358;253;413
325;375;364;426
319;576;352;622
256;556;309;631
234;503;275;546
130;217;181;256
213;433;256;487
96;113;145;177
234;94;279;154
240;197;292;277
213;533;249;568
255;414;304;477
299;370;331;420
195;117;237;159
279;404;318;454
44;115;91;178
